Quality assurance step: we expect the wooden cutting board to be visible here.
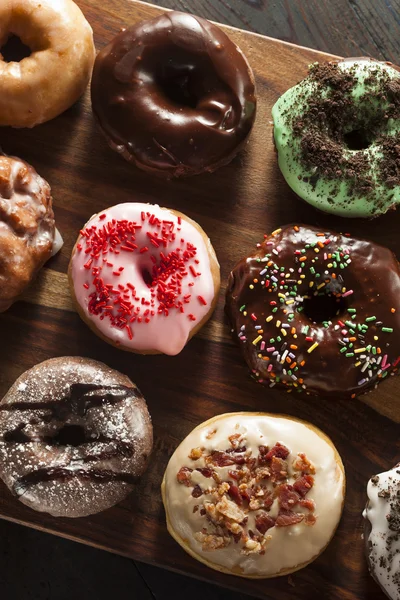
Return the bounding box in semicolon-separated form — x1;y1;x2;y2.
0;1;399;598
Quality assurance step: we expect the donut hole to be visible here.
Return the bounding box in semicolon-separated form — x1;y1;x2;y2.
0;35;31;63
156;63;199;109
302;293;347;323
51;424;87;447
343;128;371;151
141;267;154;287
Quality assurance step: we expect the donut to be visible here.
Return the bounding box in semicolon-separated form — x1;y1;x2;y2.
0;357;153;518
91;11;256;177
0;153;63;312
69;203;220;355
226;224;400;397
0;0;95;128
162;412;345;578
272;58;400;218
363;464;400;599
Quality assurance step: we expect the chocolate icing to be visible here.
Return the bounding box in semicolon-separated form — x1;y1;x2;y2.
91;11;256;177
226;224;400;397
0;357;153;517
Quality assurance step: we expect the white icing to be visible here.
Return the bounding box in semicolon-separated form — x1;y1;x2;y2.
71;203;218;355
52;227;64;256
365;465;400;599
163;413;345;577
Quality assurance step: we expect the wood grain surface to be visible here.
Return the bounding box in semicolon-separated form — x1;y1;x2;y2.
0;1;399;599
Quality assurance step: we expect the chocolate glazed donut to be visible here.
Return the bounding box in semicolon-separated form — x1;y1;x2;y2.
91;11;257;177
0;357;153;517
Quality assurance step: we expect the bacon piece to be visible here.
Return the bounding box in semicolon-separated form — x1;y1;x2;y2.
258;445;269;464
305;513;317;526
270;456;288;480
275;510;305;527
191;485;203;498
265;442;290;461
263;491;274;510
228;433;241;448
293;452;316;474
255;513;276;534
176;466;193;486
209;450;236;467
228;484;243;506
196;467;213;478
278;484;300;510
293;475;314;497
299;498;316;511
240;487;252;503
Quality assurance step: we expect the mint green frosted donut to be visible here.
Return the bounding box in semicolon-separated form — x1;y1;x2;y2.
272;58;400;218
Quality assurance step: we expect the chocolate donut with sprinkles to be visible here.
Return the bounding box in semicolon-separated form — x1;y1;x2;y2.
69;203;220;355
226;224;400;397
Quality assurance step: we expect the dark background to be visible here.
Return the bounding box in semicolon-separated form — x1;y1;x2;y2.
1;1;399;599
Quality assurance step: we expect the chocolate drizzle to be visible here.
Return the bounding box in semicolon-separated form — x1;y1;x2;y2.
0;383;134;419
91;11;256;177
14;467;139;498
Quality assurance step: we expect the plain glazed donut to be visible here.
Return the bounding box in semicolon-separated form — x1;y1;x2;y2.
226;224;400;397
162;412;345;578
0;357;153;518
272;58;400;218
91;11;256;177
0;0;95;128
363;464;400;599
69;203;220;355
0;153;63;312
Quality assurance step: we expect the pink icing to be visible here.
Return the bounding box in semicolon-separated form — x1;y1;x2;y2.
71;203;217;355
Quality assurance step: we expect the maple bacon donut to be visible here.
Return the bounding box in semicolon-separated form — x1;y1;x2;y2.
162;412;345;578
91;11;256;177
69;203;220;355
0;357;153;518
226;224;400;397
0;0;95;128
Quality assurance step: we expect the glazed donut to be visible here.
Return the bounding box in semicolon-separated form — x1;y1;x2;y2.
226;224;400;397
0;0;95;128
363;464;400;599
91;11;256;177
162;412;345;578
69;203;220;355
0;357;153;518
272;58;400;217
0;153;63;312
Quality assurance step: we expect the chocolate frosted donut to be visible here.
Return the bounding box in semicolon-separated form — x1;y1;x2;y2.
0;357;153;518
363;464;400;599
226;224;400;397
91;11;256;177
0;154;63;312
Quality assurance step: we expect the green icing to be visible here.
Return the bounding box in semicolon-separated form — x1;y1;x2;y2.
272;59;400;218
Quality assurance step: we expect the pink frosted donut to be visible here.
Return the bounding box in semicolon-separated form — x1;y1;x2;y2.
69;203;220;355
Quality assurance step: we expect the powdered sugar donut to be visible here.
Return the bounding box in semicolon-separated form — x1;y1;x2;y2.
162;412;345;578
0;357;153;518
69;203;220;355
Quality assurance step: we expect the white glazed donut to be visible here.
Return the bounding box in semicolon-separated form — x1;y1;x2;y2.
363;464;400;599
69;203;220;355
0;0;95;127
162;412;345;578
